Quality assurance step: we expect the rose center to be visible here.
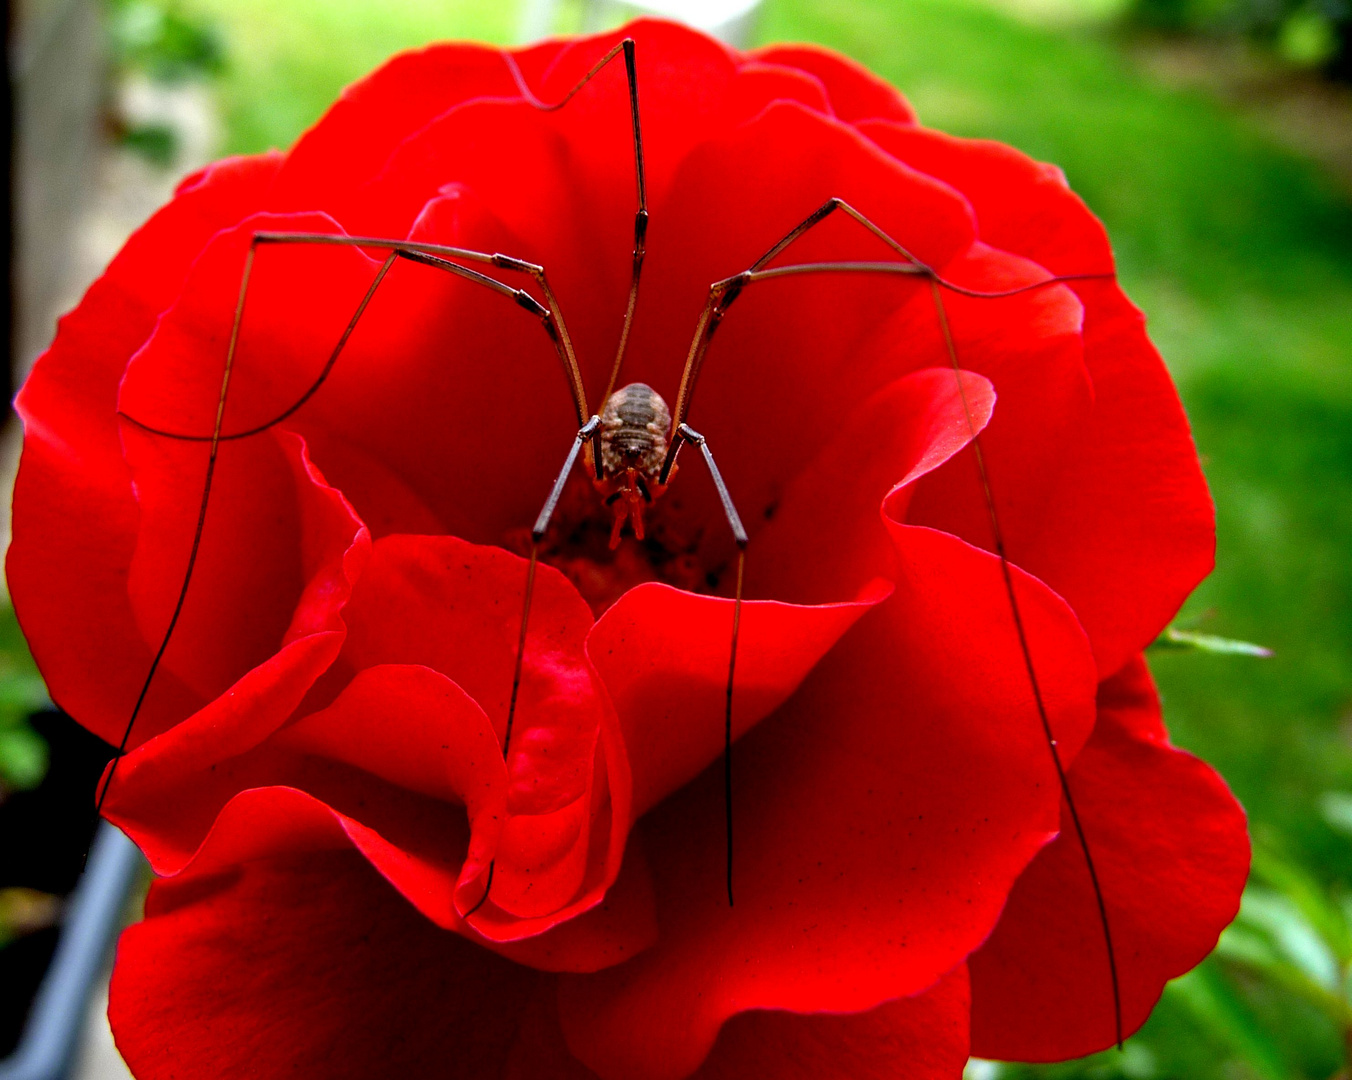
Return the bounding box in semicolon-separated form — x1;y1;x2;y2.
504;472;731;616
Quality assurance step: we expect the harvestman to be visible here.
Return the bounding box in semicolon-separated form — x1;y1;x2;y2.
104;38;1125;1045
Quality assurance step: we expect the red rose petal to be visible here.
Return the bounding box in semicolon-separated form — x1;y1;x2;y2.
593;365;996;823
319;95;627;414
752;44;918;124
559;525;1097;1080
719;60;831;123
143;775;657;974
339;535;605;811
1013;285;1215;676
118;425;366;710
110;851;543;1080
99;631;348;869
508;961;971;1080
609;102;979;572
491;835;657;974
112;199;572;551
587;578;888;821
522;20;739;211
105;669;494;931
275;663;510;905
856;124;1111;277
862;123;1214;673
750;366;995;605
118;210;382;439
876;247;1095;580
338;534;632;931
691;965;969;1080
109;527;653;964
632;99;973;402
270;43;528;217
968;656;1250;1060
8;154;282;744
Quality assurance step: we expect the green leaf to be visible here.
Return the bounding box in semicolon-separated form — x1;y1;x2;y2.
0;726;48;792
0;605;50;792
1167;961;1292;1080
1149;626;1273;657
1251;843;1352;965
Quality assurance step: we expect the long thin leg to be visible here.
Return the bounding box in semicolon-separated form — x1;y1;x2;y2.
102;33;649;821
102;234;605;823
930;279;1123;1048
463;415;602;922
510;414;603;757
504;39;649;410
101;37;648;871
661;203;1124;1044
120;232;593;437
665;197;1112;439
93;243;268;817
664;422;748;907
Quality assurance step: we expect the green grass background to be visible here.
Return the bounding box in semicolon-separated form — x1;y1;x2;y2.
136;0;1352;1073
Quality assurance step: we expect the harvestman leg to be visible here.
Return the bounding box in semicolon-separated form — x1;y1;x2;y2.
461;413;753;918
100;233;607;819
97;36;650;847
663;200;1126;1045
504;37;650;410
461;413;604;919
664;423;748;908
461;39;655;917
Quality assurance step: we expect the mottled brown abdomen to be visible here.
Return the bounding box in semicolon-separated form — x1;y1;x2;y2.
599;382;672;481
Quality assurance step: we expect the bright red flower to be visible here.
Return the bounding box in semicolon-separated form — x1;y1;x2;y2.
7;19;1247;1078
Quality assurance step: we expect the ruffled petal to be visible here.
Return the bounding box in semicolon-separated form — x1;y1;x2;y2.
118;421;367;709
592;365;995;821
559;525;1098;1080
968;656;1250;1060
751;44;918;124
690;965;969;1080
587;579;888;821
109;851;542;1080
8;154;282;744
337;534;633;937
750;366;994;604
861;122;1214;673
270;43;530;216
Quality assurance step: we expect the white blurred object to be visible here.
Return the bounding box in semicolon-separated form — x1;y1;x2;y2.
520;0;763;47
70;982;133;1080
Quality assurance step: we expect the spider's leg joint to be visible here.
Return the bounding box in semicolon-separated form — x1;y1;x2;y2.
811;197;842;225
514;290;549;318
492;253;540;274
584;413;604;480
676;422;704;446
717;272;752;312
532;416;602;542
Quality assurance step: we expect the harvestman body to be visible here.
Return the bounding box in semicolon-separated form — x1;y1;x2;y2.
107;37;1125;1045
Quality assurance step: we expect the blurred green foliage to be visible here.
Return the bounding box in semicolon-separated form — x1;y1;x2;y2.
82;0;1352;1073
108;0;225;82
0;607;51;797
1128;0;1349;77
106;0;225;166
175;0;519;158
770;0;1352;1073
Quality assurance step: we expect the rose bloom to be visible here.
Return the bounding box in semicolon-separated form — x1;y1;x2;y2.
7;19;1247;1080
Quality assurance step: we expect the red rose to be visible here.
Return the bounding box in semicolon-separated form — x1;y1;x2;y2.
7;19;1247;1078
